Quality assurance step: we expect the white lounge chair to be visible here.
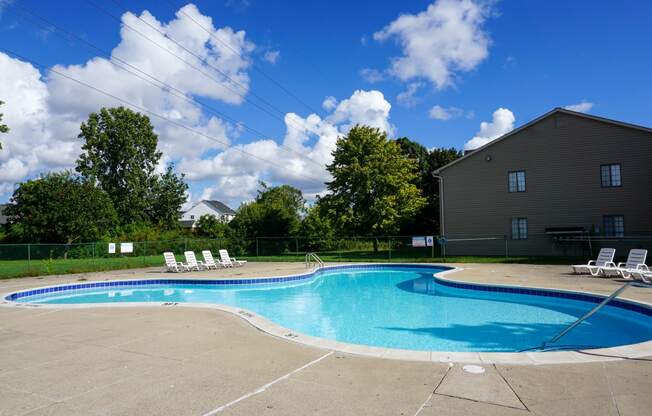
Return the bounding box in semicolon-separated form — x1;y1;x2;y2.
219;249;247;267
637;270;652;284
183;251;203;271
164;252;189;272
571;248;616;276
602;249;649;279
201;250;225;269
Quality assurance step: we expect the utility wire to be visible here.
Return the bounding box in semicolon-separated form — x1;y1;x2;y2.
0;47;327;185
161;0;322;116
83;0;279;116
9;2;326;169
85;0;322;158
87;0;315;137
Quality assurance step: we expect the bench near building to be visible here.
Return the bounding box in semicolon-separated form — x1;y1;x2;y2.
435;108;652;257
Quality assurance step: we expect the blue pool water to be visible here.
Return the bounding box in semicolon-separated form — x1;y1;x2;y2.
10;265;652;352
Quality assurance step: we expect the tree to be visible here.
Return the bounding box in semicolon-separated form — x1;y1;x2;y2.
0;100;9;149
5;171;118;244
323;125;426;250
147;164;188;228
395;138;462;234
196;214;231;238
229;183;305;238
300;203;335;250
76;107;162;222
300;204;334;240
395;137;430;190
427;147;462;233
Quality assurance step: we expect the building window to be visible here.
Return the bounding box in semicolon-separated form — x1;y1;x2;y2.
190;215;195;220
511;218;528;240
508;171;526;193
600;164;621;187
603;215;624;237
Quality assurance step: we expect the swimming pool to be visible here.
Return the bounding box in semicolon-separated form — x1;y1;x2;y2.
6;265;652;353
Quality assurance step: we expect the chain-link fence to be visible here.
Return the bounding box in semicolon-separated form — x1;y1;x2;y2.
1;233;650;278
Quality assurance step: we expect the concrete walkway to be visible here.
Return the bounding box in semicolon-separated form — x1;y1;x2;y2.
1;263;651;415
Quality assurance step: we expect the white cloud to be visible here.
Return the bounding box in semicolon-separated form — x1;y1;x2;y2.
396;82;422;108
263;50;280;65
322;96;337;111
0;4;396;209
564;101;594;113
359;68;385;83
327;89;393;134
373;0;492;89
428;105;464;120
179;89;393;206
0;4;255;198
464;108;515;150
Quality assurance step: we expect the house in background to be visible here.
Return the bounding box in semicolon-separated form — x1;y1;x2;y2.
435;108;652;256
0;204;10;226
180;200;236;228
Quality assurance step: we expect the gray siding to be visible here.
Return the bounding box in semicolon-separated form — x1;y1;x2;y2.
439;111;652;256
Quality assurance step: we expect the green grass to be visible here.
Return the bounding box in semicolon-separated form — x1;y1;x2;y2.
0;255;164;279
0;250;583;280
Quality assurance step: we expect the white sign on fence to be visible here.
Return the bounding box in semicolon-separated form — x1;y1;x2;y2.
426;236;434;247
108;243;116;254
412;236;426;247
120;242;134;254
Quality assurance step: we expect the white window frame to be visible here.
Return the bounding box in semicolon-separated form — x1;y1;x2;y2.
600;164;621;187
508;171;526;193
511;218;528;240
603;215;624;237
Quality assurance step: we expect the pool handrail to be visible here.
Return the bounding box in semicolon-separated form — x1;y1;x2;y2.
305;252;324;269
541;281;633;349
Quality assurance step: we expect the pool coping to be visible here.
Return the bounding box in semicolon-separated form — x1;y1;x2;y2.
2;263;652;365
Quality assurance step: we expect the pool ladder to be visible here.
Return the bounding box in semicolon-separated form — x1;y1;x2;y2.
305;252;324;269
540;282;633;349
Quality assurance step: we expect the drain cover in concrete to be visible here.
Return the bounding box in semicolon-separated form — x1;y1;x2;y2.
435;365;526;410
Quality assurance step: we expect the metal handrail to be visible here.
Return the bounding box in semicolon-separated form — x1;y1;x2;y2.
541;282;632;349
305;252;324;269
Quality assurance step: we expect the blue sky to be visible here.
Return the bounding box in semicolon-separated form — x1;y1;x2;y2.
1;0;651;207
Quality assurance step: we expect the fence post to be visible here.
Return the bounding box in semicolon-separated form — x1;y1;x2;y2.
143;240;147;266
442;238;446;260
388;237;392;261
256;238;259;258
27;243;31;272
504;235;508;258
295;238;299;256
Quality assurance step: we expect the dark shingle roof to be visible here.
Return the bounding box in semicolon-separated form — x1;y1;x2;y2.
205;200;236;215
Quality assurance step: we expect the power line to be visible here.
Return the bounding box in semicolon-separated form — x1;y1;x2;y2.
83;0;281;117
0;47;328;185
9;2;326;169
86;0;325;145
161;0;322;116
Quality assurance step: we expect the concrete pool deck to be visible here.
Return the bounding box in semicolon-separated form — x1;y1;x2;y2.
1;262;651;415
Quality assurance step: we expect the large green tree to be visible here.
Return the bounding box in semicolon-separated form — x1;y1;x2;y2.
147;164;188;228
5;171;118;244
76;107;162;222
230;183;305;238
395;138;462;234
322;125;426;249
0;100;9;149
196;214;231;238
